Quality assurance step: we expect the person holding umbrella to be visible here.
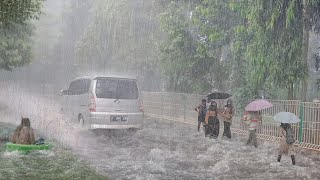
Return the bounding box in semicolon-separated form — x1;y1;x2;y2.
274;112;298;165
243;111;261;148
277;123;296;165
243;99;273;148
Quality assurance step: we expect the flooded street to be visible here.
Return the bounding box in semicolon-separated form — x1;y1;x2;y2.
88;120;320;180
2;0;320;179
1;84;320;180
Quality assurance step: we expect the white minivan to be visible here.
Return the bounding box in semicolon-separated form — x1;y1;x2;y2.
61;76;144;130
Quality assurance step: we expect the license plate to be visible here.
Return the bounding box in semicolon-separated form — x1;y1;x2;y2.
111;116;128;122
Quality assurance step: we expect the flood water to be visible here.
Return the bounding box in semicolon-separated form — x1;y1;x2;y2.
1;83;320;180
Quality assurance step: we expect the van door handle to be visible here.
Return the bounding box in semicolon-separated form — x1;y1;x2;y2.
115;109;123;112
80;105;86;107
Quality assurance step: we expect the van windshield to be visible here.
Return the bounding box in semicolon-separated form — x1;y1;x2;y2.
95;78;139;99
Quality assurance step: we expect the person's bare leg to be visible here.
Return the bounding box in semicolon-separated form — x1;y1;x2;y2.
277;155;282;162
291;155;295;165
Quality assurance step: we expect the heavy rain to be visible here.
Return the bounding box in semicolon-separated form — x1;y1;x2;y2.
0;0;320;179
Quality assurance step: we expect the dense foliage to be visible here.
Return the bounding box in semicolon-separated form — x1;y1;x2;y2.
0;0;43;71
158;0;320;111
0;22;34;71
0;0;42;25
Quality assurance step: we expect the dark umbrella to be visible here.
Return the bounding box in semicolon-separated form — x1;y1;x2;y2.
207;91;232;100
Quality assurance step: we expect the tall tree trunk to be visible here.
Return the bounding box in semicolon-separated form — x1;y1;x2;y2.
301;0;310;101
214;47;223;90
293;82;298;99
288;82;294;100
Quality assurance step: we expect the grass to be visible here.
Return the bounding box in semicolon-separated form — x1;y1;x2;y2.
0;122;108;180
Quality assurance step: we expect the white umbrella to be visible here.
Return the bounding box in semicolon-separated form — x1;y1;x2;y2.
273;112;300;123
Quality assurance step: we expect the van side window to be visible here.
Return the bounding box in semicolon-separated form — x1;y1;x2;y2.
68;79;91;95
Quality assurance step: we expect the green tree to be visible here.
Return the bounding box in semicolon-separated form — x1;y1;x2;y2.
0;23;34;71
230;0;320;100
192;0;242;91
301;0;320;100
0;0;43;71
0;0;42;25
160;1;224;93
159;1;200;93
248;0;306;100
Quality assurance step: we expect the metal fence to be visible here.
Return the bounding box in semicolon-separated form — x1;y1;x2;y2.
142;92;320;152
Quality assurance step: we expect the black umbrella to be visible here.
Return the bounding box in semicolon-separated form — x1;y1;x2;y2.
207;91;232;100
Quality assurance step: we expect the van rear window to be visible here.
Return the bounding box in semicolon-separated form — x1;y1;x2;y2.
95;78;139;99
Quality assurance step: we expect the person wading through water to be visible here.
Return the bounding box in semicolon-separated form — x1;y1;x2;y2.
277;123;296;165
195;99;207;133
243;111;261;148
221;99;233;139
205;101;220;139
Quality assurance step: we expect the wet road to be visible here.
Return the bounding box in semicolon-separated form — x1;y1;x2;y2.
1;84;320;180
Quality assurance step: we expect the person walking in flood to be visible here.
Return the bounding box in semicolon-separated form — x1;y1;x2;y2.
277;123;296;165
220;99;233;139
243;111;261;148
195;99;207;132
205;101;220;139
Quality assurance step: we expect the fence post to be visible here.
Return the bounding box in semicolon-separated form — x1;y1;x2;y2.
299;103;304;143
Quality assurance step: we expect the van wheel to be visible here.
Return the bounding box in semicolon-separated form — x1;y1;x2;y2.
79;115;85;127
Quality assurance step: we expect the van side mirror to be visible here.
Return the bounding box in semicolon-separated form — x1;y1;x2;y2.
61;90;68;96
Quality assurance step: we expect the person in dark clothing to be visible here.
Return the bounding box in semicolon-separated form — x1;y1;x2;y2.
205;101;220;139
195;99;207;132
221;99;233;139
